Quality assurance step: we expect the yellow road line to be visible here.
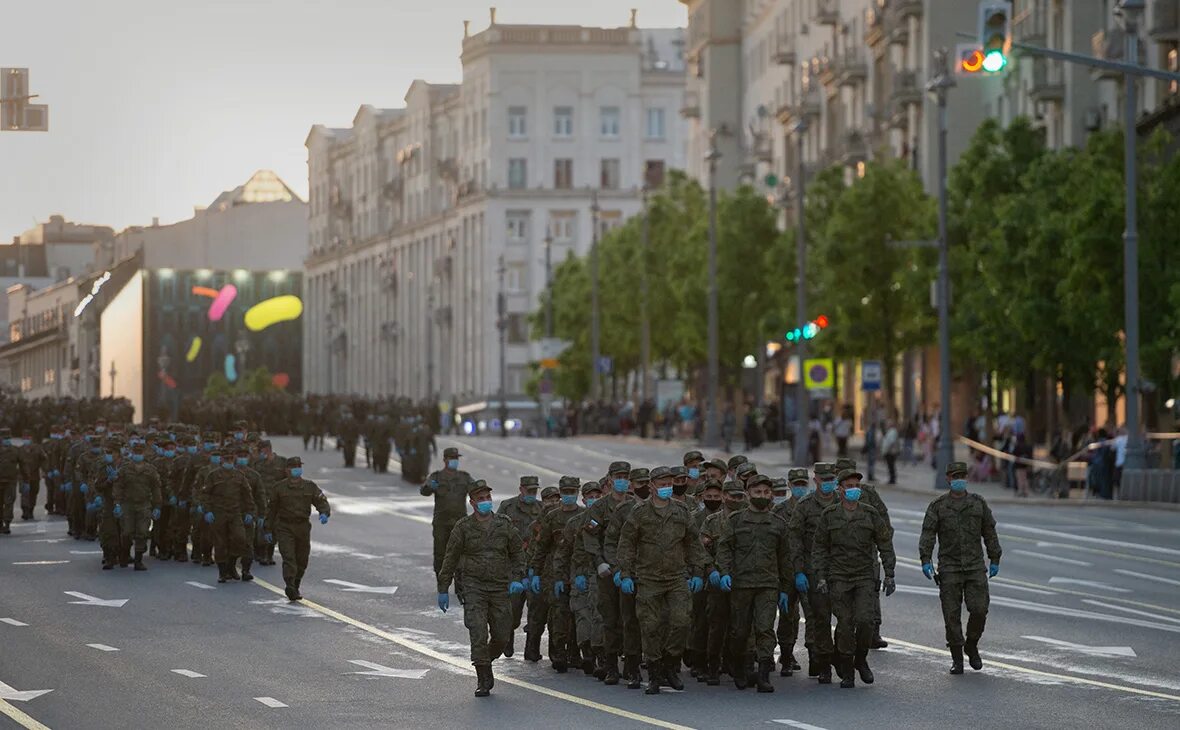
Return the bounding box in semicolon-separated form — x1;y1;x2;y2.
0;699;52;730
252;579;693;730
884;636;1180;703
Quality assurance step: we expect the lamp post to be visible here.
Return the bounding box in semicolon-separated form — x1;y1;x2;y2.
542;231;555;434
1120;0;1147;469
703;128;723;448
497;255;508;438
589;190;601;404
640;183;652;406
789;118;811;466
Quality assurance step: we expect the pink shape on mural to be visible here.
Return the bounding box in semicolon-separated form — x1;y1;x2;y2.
207;284;237;322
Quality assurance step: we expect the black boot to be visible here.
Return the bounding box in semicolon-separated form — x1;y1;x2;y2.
119;539;130;567
593;649;607;680
603;653;620;685
807;647;819;677
551;652;568;673
732;653;748;690
872;632;888;649
580;643;595;674
523;630;543;662
855;650;874;684
625;655;642;689
101;549;114;570
292;576;303;601
227;561;241;580
949;646;965;675
284;582;298;601
665;656;684;691
965;641;983;670
239;558;254;582
705;657;720;686
174;550;188;563
644;664;662;694
817;654;832;685
780;652;794;677
217;563;229;583
839;656;855;688
503;630;515;658
474;664;491;697
756;659;775;693
133;551;147;571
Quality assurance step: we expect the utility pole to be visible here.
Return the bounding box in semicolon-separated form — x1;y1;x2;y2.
1120;0;1147;469
790;118;811;467
927;49;956;488
640;183;652;406
426;282;435;400
542;231;555;435
108;362;117;396
589;190;601;403
703;129;723;448
497;255;508;438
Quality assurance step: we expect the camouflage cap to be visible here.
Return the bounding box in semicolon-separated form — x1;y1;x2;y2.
746;473;773;489
682;450;705;465
558;475;581;490
723;481;746;495
581;481;603;496
286;456;302;467
540;486;559;499
735;462;757;477
771;477;789;492
468;479;491;496
834;457;857;472
946;461;969;477
259;439;272;449
443;447;461;459
788;468;811;484
670;466;688;479
706;457;728;473
104;437;125;450
608;461;632;475
700;478;724;492
837;468;863;483
813;462;837;478
130;441;147;452
629;467;650;482
648;466;671;480
246;431;260;442
520;475;540;487
727;454;749;470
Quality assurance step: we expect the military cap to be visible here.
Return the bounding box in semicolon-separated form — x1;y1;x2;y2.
735;462;757;477
541;486;559;499
246;431;260;442
520;475;540;487
203;432;220;441
130;440;147;451
837;468;863;483
813;461;837;478
0;428;12;438
700;478;724;492
727;455;749;470
629;467;650;482
286;456;302;467
259;439;272;448
443;446;461;459
682;450;705;465
946;461;969;477
234;420;248;428
581;481;603;496
722;481;746;495
788;468;810;484
608;461;632;475
670;466;688;478
105;437;125;449
746;473;772;489
649;466;671;480
771;478;789;492
558;475;581;490
235;444;250;455
834;457;857;472
706;458;728;473
468;479;491;496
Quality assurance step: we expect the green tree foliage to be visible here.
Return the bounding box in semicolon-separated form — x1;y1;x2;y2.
203;367;277;399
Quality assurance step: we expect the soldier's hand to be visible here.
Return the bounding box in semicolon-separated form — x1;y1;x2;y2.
244;513;254;526
168;495;177;506
554;580;565;597
508;581;526;596
319;513;329;525
151;508;160;521
989;563;1000;578
613;570;622;588
530;575;541;594
20;483;29;494
688;576;704;594
778;591;790;612
79;483;89;495
204;511;215;524
708;570;721;588
795;572;810;593
596;562;612;579
620;577;635;595
93;495;103;509
574;575;588;592
437;593;449;613
719;575;733;592
113;503;123;518
816;579;828;595
178;500;187;509
264;532;273;544
883;576;896;596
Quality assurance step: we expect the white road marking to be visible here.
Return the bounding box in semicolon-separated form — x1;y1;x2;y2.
86;644;119;652
1005;523;1180;557
0;619;28;627
185;581;216;590
69;550;103;555
170;669;206;678
22;539;66;544
324;579;399;595
350;553;383;560
1012;550;1092;567
64;591;127;608
253;697;288;708
1080;599;1180;625
0;680;53;702
1022;636;1136;658
346;660;429;679
12;561;70;566
989;583;1056;596
1114;568;1180;588
1048;577;1130;593
772;721;829;730
395;627;436;636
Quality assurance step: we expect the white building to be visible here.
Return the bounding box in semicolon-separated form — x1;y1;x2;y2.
0;279;76;398
304;13;686;417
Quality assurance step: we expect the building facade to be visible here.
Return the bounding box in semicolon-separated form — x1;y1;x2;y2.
0;280;76;398
304;14;686;418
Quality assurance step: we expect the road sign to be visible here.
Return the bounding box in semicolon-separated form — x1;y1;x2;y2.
539;358;559;369
596;356;613;375
803;358;833;391
861;360;882;392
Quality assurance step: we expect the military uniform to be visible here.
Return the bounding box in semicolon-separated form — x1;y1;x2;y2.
919;462;1002;674
0;430;22;533
701;481;746;683
788;462;839;681
18;437;44;521
555;481;606;677
202;454;256;582
835;457;893;648
529;476;584;672
266;456;330;600
42;432;67;515
420;447;475;583
112;446;163;570
92;443;123;568
687;480;723;680
773;471;808;676
234;450;267;580
496;475;542;659
581;461;635;685
252;444;287;565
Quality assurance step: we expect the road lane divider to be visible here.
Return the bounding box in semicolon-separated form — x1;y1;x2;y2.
0;700;51;730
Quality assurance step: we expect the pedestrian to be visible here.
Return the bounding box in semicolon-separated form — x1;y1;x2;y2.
919;461;1002;674
436;480;526;697
200;448;255;583
833;410;852;458
265;456;331;601
881;420;900;485
529;476;585;673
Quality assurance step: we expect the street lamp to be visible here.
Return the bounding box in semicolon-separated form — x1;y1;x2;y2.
497;255;508;438
789;117;811;467
589;190;601;404
703;127;725;448
640;182;652;405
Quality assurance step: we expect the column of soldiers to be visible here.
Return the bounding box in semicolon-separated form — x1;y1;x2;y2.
433;448;1001;698
0;420;331;603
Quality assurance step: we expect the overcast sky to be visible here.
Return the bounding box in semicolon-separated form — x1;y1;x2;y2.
0;0;686;240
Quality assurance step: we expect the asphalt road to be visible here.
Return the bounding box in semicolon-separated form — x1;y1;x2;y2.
2;434;1179;730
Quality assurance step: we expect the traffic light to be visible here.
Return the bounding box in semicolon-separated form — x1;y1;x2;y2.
785;314;829;343
978;1;1012;72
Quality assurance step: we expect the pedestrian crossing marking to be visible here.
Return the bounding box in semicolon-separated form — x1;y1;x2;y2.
0;619;28;627
170;669;206;678
254;697;288;708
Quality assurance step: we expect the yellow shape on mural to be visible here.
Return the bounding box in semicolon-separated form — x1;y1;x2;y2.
185;336;202;362
244;295;303;332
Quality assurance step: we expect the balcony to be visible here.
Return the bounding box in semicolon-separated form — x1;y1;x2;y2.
838;129;870;167
886;0;922;43
891;68;923;106
864;6;886;47
1029;59;1065;102
1012;5;1047;49
1150;0;1180;42
680;91;701;118
436;157;458;181
382;177;403;199
834;51;868;86
773;35;797;66
814;0;839;26
1091;28;1142;79
777;88;822;126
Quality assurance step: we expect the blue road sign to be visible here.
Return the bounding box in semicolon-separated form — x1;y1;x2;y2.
861;360;882;392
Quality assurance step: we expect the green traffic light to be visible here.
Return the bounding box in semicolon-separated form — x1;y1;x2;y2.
982;50;1006;73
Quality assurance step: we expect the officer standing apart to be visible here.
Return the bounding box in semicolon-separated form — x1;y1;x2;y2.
421;447;475;593
436;480;526;698
919;461;1002;674
265;456;331;601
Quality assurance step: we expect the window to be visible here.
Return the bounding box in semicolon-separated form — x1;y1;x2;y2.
508;106;527;138
645;107;666;139
506;314;529;344
600;106;621;137
553;106;573;137
550;211;577;243
600;158;621;190
508;158;527;189
598;210;623;236
507;364;529;393
1170;47;1179;95
554;158;573;189
506;263;527;293
644;160;666;189
506;211;529;243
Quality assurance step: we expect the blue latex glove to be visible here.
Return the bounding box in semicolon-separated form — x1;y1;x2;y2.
508;580;526;595
151;508;161;521
93;495;103;509
168;495;177;506
530;575;541;594
427;479;439;492
778;591;790;612
196;505;205;515
574;575;588;592
708;570;721;588
204;511;215;524
264;532;273;544
794;572;809;593
113;504;123;518
106;467;117;480
922;563;935;580
719;575;733;592
620;577;635;595
613;570;622;588
244;513;254;526
688;576;704;594
437;593;449;612
20;483;29;494
989;563;1000;578
319;513;329;525
85;501;97;514
178;500;187;509
61;482;72;493
554;580;565;597
79;483;88;495
257;517;265;528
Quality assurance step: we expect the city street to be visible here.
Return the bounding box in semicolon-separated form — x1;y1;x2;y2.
2;434;1180;730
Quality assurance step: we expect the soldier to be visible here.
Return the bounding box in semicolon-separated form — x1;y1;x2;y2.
726;454;748;479
18;433;44;521
168;437;194;563
557;480;606;678
191;435;221;566
523;484;558;661
919;461;1002;674
603;466;649;688
43;425;66;515
436;480;526;698
714;474;792;692
835;456;892;649
789;462;839;682
582;460;633;686
496;475;542;659
252;440;287;566
773;471;809;677
687;478;723;680
530;476;584;673
421;446;475;591
812;468;896;689
683;450;705;495
0;428;21;534
233;445;267;581
74;432;102;541
670;466;695;510
91;438;123;569
149;439;178;559
617;468;707;694
701;480;745;685
703;457;727;484
112;442;163;571
201;449;256;583
265;456;331;601
338;411;360;468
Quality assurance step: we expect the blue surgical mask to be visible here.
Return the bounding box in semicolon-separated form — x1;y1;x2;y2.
585;497;597;508
475;500;493;515
91;446;101;454
290;468;303;478
561;494;577;506
613;478;628;493
131;454;144;463
791;486;808;500
1;439;10;446
236;457;248;466
773;495;788;505
203;442;215;452
447;459;459;470
522;493;537;504
843;487;862;502
820;481;837;495
688;467;700;479
210;455;221;465
656;486;674;500
187;446;197;454
163;449;173;458
234;432;245;441
103;453;114;463
950;479;968;492
221;461;233;470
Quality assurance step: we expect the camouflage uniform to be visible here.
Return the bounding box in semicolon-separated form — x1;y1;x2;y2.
18;437;44;520
112;448;163;569
266;456;330;599
773;471;807;676
496;476;542;659
835;457;892;646
203;457;256;582
420;447;474;582
581;461;637;685
555;482;605;675
529;476;584;672
0;430;21;533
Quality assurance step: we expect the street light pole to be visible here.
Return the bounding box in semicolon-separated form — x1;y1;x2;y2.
640;184;652;407
590;190;601;404
497;255;508;438
542;231;555;435
927;49;956;488
790;119;810;467
1121;0;1147;469
426;282;435;400
704;130;722;448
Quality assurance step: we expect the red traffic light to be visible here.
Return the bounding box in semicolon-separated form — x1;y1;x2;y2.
815;314;829;329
